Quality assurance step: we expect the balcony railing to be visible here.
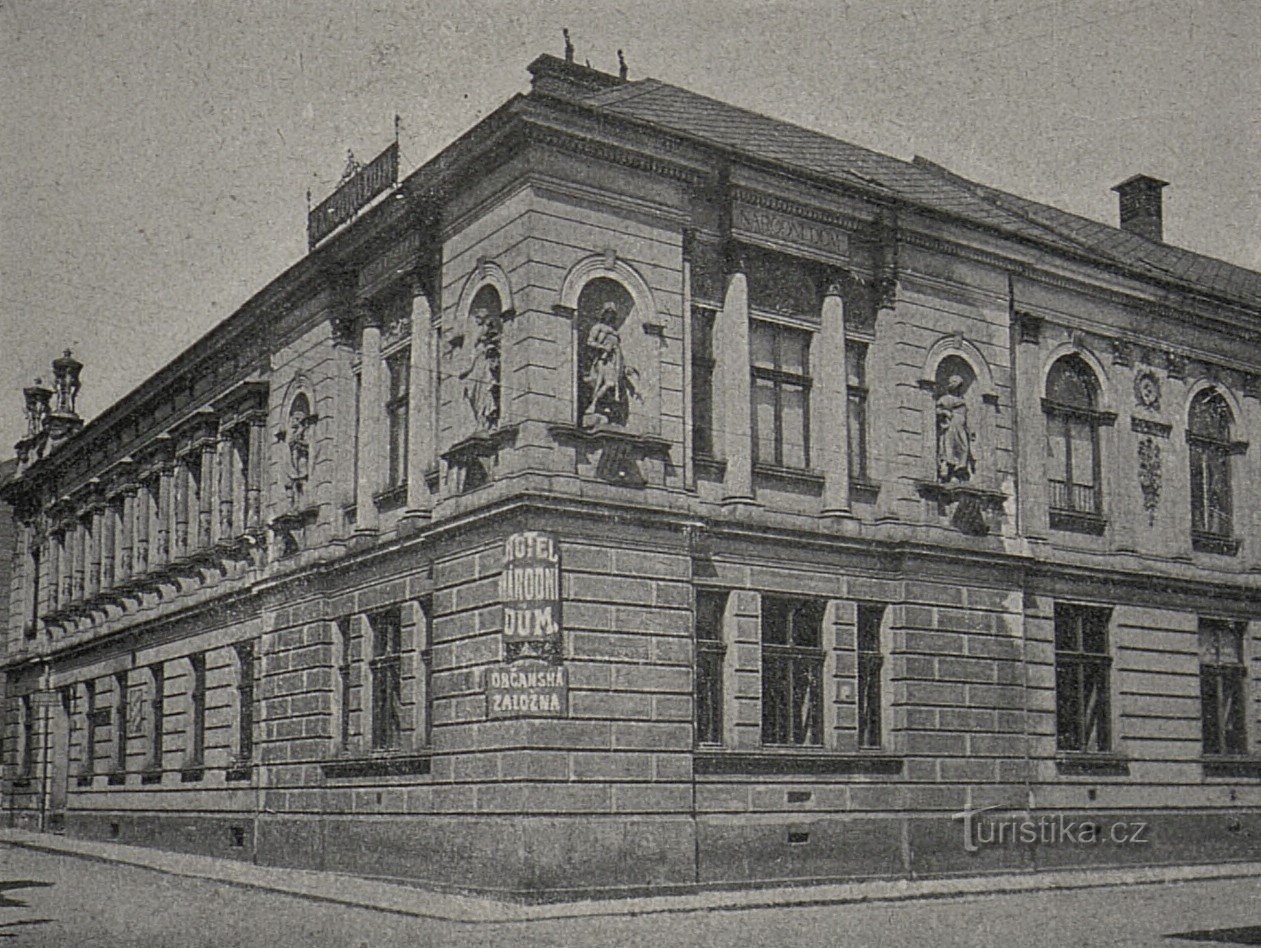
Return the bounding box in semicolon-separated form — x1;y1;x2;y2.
1049;479;1098;514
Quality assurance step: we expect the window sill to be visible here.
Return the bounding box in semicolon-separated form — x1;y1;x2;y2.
180;765;205;783
320;752;431;779
373;483;407;511
1192;532;1240;556
694;750;903;776
694;455;726;480
1049;508;1107;536
1201;756;1261;779
753;464;824;490
850;478;880;503
1054;753;1129;776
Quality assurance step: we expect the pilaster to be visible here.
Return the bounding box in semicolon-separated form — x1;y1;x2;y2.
403;279;434;523
718;270;756;508
355;302;385;535
817;284;851;517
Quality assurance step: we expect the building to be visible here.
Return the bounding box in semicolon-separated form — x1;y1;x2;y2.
2;51;1260;898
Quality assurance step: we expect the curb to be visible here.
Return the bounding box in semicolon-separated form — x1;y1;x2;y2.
2;829;1259;924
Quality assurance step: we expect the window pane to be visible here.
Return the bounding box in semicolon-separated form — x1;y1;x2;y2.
780;327;809;376
762;598;790;645
1189;390;1232;441
1206;452;1232;535
1047;358;1094;408
695;590;727;641
781;384;807;469
1223;670;1246;754
750;321;775;369
1082;662;1110;751
696;652;723;744
1081;610;1108;655
1056;662;1081;750
1190;446;1207;531
761;653;789;743
1068;419;1096;487
1054;607;1079;651
846;342;867;388
1201;673;1222;755
857;605;883;653
791;657;822;745
848;391;867;482
858;653;882;748
790;600;823;647
753;378;777;465
692;364;714;457
1047;420;1069;483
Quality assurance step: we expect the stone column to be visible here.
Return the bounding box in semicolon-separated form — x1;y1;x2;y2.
37;533;51;619
816;283;851;517
198;439;216;549
150;468;169;567
173;460;189;559
47;531;61;612
217;431;234;543
87;506;103;598
1012;313;1048;541
134;483;150;574
246;414;266;533
718;269;756;507
118;488;135;581
403;283;434;522
71;518;85;602
355;303;384;534
100;498;116;590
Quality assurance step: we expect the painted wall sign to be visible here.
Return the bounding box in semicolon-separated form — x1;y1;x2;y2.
499;530;561;644
486;660;568;717
733;202;849;258
308;142;399;248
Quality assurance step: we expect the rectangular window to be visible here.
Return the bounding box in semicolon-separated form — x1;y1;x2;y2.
750;321;811;470
1054;604;1112;752
694;589;729;745
691;307;717;459
847;341;870;483
28;544;41;633
335;617;353;749
235;642;255;763
385;350;410;490
1200;619;1246;756
418;598;433;749
19;695;34;777
83;680;97;775
187;653;206;766
370;608;403;751
351;371;362;510
149;663;165;771
761;596;825;746
857;603;885;749
113;672;128;772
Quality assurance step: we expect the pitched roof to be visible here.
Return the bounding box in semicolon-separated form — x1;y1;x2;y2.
580;78;1261;309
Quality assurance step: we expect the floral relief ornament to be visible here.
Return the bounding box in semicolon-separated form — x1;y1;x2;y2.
1137;436;1161;525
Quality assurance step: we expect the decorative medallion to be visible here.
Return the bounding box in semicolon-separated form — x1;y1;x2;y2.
1137;436;1161;526
1134;370;1161;413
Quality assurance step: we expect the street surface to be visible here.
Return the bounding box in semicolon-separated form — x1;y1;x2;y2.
0;844;1258;947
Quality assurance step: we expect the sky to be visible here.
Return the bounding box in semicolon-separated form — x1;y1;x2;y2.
2;0;1259;450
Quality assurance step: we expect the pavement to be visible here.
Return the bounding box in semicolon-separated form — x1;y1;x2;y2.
2;827;1259;924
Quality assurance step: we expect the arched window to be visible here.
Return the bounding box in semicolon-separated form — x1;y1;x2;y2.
1188;388;1234;544
1045;356;1103;530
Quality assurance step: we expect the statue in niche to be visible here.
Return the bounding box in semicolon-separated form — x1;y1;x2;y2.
282;394;315;506
460;300;502;432
935;374;975;483
582;301;639;428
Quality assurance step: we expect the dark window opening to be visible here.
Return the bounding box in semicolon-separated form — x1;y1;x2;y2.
1200;619;1247;756
691;307;717;459
751;321;811;470
370;608;403;751
761;596;825;746
695;589;728;746
1054;604;1112;752
857;603;885;749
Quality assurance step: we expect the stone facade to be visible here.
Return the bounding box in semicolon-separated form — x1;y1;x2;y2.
1;54;1259;897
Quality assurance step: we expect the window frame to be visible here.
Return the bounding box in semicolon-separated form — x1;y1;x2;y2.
1199;618;1248;757
856;603;886;750
384;347;411;492
691;306;718;460
368;607;404;752
149;662;165;772
694;589;729;747
760;595;825;747
234;642;255;763
113;671;128;774
187;653;206;767
846;340;870;485
1053;603;1113;754
1188;389;1236;548
1043;359;1105;529
750;320;813;471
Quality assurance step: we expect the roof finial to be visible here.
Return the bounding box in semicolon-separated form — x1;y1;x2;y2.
563;28;574;63
618;49;627;80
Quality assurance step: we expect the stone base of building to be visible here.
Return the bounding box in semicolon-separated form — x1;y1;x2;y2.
37;809;1261;900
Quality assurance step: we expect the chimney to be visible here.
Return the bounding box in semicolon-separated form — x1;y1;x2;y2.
1111;174;1168;242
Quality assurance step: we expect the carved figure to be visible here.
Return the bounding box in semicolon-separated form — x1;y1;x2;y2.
284;398;315;505
936;375;975;483
460;304;502;431
582;302;638;428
